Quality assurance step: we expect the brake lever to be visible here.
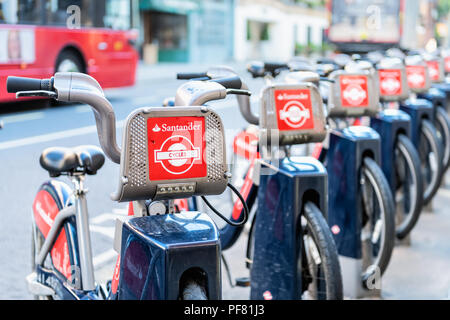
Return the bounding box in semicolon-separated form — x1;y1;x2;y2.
16;90;57;99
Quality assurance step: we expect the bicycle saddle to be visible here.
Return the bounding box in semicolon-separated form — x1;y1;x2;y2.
40;145;105;177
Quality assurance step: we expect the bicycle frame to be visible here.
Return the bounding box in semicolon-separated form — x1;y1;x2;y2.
399;99;435;146
250;156;328;300
370;107;413;197
18;72;246;301
31;175;222;300
318;125;383;299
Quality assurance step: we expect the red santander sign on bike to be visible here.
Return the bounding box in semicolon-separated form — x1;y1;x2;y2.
147;117;206;181
274;89;315;131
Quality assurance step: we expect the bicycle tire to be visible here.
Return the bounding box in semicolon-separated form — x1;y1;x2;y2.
298;202;343;300
360;157;396;278
419;119;444;204
435;106;450;172
394;134;424;239
181;280;208;300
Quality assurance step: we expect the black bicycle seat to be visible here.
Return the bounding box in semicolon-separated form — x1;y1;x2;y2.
40;145;105;177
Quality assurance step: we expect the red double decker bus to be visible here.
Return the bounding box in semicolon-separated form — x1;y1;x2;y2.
326;0;421;53
0;0;139;103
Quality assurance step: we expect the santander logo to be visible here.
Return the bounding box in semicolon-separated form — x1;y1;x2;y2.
152;122;201;133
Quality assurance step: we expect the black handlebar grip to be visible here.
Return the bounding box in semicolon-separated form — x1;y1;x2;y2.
176;72;209;80
7;76;53;93
211;76;242;90
264;62;289;71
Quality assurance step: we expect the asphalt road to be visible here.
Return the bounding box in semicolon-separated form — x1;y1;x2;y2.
0;62;449;300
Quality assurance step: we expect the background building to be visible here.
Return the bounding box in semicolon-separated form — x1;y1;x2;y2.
233;0;328;62
138;0;234;63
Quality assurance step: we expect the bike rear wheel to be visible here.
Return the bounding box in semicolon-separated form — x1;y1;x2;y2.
360;157;396;281
419;119;444;204
298;202;343;300
181;280;208;300
394;134;424;239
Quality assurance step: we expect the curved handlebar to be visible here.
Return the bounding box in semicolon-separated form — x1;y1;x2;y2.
176;69;260;125
7;73;121;164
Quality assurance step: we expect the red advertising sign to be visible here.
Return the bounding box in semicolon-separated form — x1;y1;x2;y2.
339;75;369;107
379;69;402;96
406;65;427;89
445;57;450;73
147;116;206;181
427;60;441;81
274;89;315;131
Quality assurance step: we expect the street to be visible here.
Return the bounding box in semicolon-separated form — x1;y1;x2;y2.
1;62;449;300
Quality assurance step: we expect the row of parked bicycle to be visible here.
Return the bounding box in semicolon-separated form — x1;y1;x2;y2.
5;46;449;300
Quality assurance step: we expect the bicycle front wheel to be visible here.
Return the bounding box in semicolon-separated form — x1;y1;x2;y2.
360;157;396;280
394;134;424;239
298;202;343;300
435;106;450;172
419;119;444;204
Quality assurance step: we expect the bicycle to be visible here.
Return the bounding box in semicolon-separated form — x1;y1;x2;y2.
201;60;394;299
7;72;250;300
399;52;446;204
175;64;344;300
353;56;425;240
253;60;396;298
420;52;450;174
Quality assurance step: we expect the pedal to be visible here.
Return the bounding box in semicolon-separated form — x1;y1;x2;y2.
235;277;250;287
26;272;55;297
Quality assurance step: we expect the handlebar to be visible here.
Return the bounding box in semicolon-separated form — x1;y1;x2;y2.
7;73;121;164
176;72;209;80
7;76;54;93
176;69;260;125
210;76;242;90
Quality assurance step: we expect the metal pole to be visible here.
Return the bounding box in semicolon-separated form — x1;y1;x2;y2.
73;176;96;291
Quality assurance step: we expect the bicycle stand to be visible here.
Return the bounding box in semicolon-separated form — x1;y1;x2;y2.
370;109;413;246
250;157;328;300
325;126;382;299
115;211;221;300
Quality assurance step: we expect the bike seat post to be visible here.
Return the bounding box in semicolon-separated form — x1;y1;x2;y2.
71;173;96;291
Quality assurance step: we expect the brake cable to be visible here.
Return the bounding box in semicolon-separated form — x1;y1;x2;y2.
201;182;249;227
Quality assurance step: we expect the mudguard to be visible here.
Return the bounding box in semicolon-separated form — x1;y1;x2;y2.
32;180;79;281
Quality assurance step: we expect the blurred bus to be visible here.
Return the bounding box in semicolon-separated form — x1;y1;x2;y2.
326;0;420;53
0;0;139;103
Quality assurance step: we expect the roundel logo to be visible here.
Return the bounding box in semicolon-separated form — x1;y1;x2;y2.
379;69;402;96
279;100;310;128
406;66;426;89
427;61;440;81
445;57;450;73
155;135;201;175
274;89;315;131
147;116;206;181
340;75;369;107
